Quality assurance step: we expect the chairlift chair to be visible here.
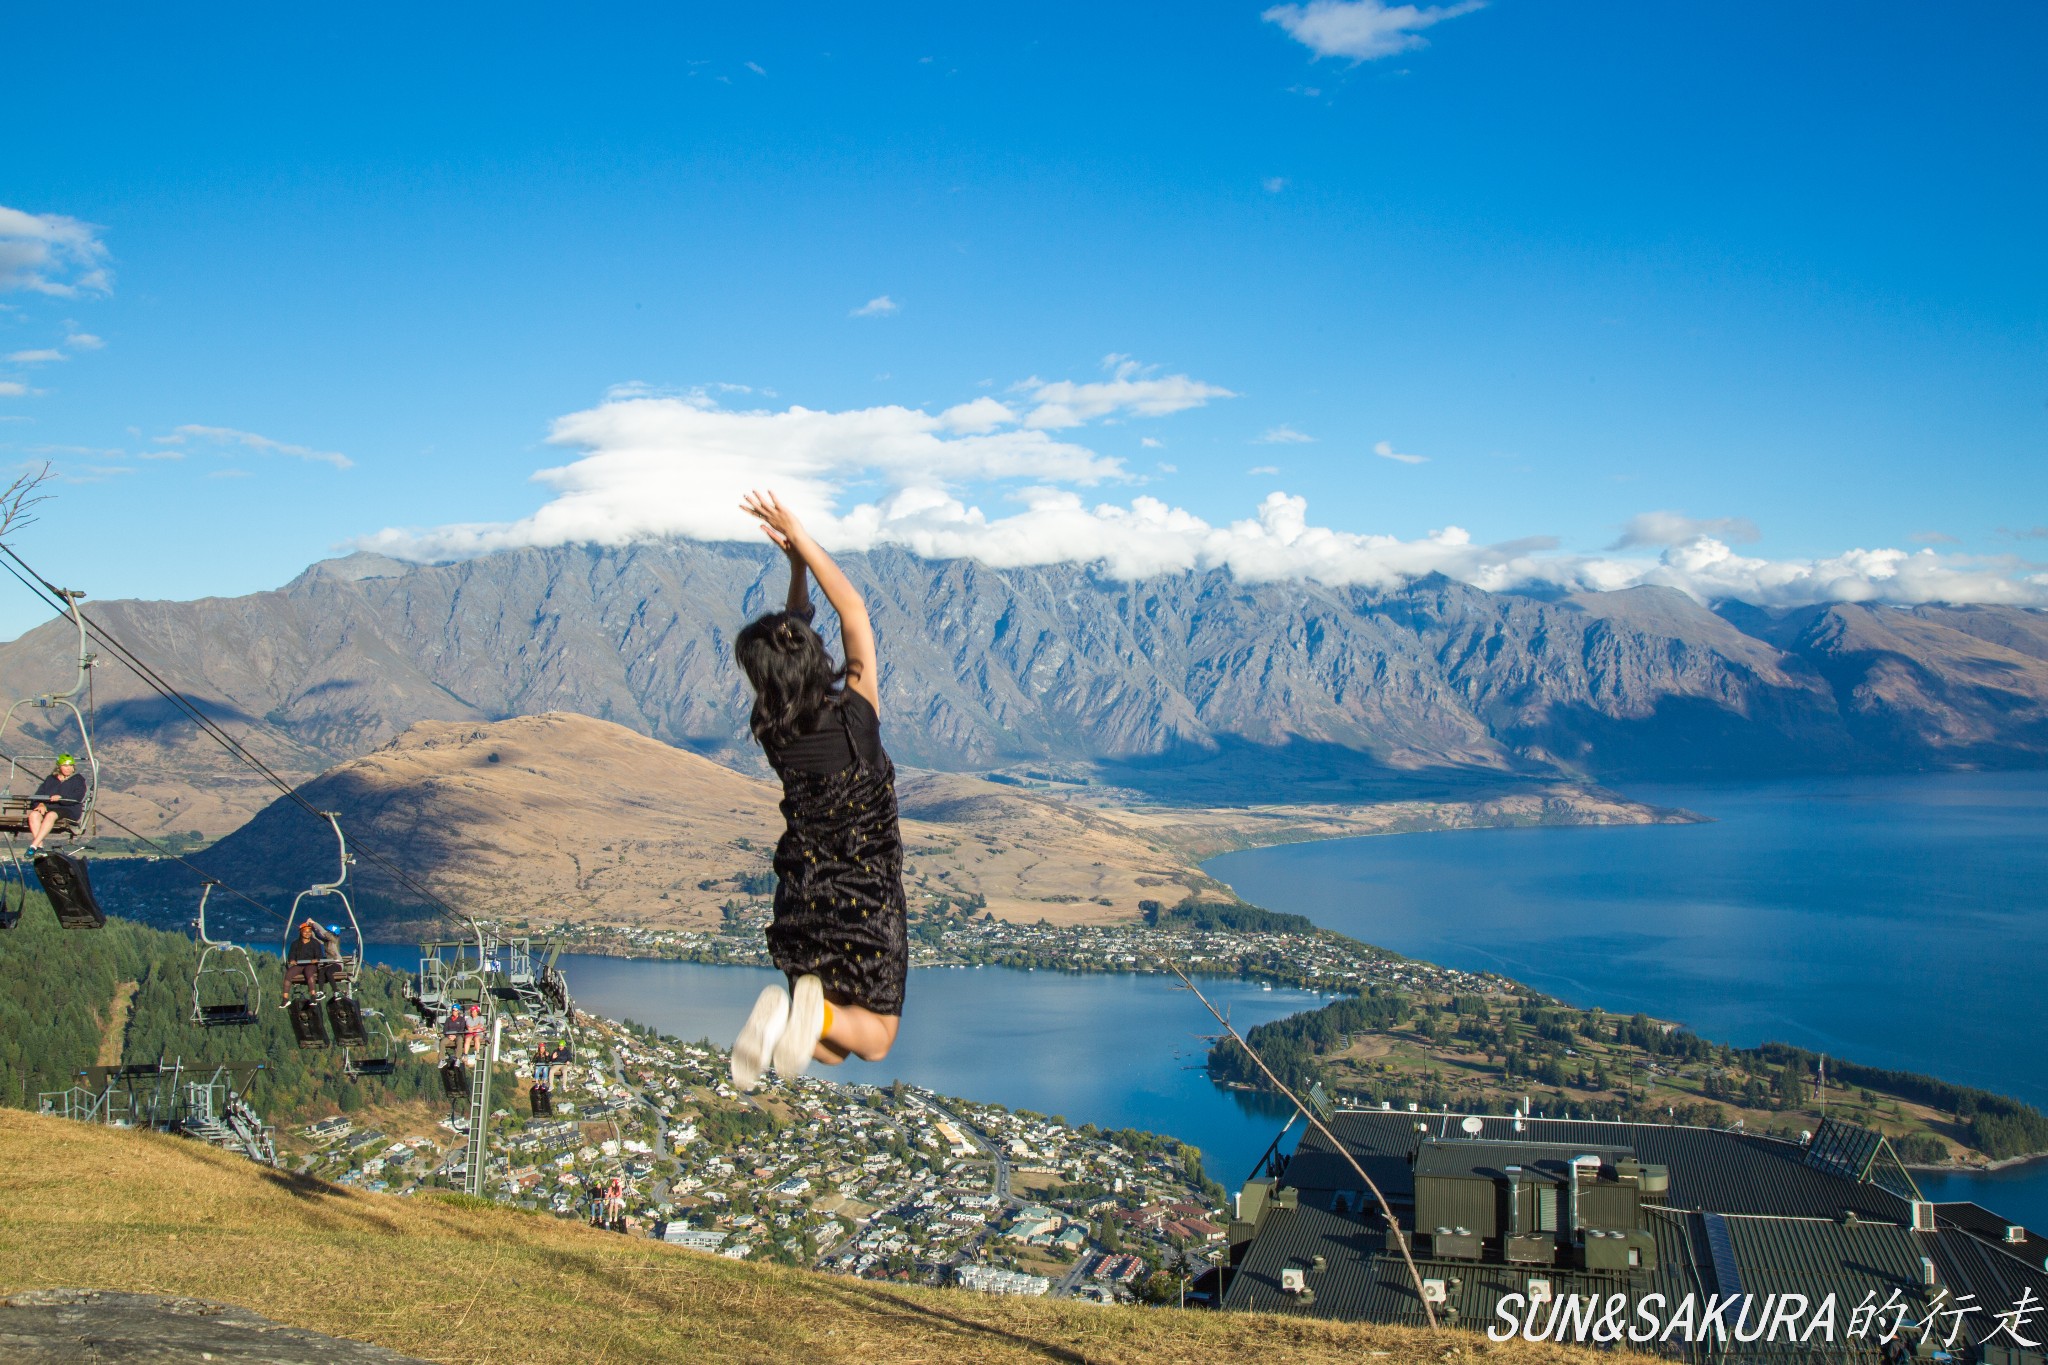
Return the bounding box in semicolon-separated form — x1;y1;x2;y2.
190;883;261;1028
0;589;104;929
343;1005;400;1079
280;813;364;1049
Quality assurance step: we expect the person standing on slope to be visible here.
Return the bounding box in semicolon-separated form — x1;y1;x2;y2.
727;488;906;1090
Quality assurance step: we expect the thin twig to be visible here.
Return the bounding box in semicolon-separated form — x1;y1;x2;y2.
1157;955;1439;1331
0;463;53;541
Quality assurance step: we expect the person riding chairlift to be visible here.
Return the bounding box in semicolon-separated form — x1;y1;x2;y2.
25;753;85;854
281;918;342;1005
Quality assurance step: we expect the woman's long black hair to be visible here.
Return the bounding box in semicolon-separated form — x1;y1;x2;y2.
735;610;846;752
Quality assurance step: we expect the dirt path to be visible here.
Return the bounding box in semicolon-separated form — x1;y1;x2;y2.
97;981;138;1067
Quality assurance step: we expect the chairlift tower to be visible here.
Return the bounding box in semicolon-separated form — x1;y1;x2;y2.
463;997;499;1198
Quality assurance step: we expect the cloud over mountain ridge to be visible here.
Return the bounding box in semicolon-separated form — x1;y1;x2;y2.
356;384;2048;611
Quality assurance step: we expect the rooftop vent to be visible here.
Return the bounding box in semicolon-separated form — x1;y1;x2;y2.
1912;1201;1937;1232
2006;1226;2026;1245
1920;1256;1937;1288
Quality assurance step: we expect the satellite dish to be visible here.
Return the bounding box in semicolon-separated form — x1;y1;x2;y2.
1460;1115;1484;1136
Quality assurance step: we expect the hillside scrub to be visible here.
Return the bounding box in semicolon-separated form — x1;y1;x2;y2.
0;900;434;1122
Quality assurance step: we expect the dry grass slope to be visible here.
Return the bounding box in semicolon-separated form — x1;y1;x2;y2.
0;1110;1629;1364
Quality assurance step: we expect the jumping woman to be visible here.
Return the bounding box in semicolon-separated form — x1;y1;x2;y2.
729;489;906;1090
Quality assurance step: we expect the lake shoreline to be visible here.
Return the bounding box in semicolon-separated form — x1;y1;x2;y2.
1204;771;2048;1185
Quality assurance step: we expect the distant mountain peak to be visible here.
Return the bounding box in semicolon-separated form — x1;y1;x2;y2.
0;539;2042;844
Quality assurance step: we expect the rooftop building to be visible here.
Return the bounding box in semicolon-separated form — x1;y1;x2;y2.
1220;1111;2048;1362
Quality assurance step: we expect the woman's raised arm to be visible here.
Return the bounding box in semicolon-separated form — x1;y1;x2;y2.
741;489;879;710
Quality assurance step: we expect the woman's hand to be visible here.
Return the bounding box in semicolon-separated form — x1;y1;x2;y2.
741;489;806;554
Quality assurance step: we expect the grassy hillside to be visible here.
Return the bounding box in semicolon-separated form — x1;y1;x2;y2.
0;1109;1624;1365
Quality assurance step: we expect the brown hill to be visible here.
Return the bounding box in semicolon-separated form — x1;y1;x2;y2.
94;713;1686;934
101;713;1228;931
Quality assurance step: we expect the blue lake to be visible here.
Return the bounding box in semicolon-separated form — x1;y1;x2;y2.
364;770;2048;1231
1207;770;2048;1231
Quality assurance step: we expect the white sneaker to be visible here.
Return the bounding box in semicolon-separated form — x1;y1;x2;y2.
730;984;789;1091
775;975;825;1080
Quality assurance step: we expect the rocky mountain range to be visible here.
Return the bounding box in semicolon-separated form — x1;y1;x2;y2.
1;540;2043;837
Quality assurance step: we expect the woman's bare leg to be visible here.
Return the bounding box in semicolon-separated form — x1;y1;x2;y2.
26;809;53;847
816;998;898;1063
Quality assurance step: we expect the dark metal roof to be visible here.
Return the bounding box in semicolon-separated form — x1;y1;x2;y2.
1221;1199;1699;1333
1938;1201;2048;1272
1223;1197;2048;1361
1411;1138;1632;1182
1225;1110;2048;1361
1292;1111;1913;1222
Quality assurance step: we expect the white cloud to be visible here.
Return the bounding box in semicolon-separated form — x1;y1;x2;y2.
63;330;103;351
1140;436;1165;449
746;61;766;76
0;382;29;398
156;424;353;470
358;382;2048;608
0;206;112;296
937;397;1016;433
6;349;64;364
1263;176;1288;193
1257;424;1314;444
1020;355;1235;429
1248;465;1281;476
1608;510;1761;551
1910;530;1960;545
1374;439;1427;464
1264;0;1486;61
358;391;1126;560
851;295;899;317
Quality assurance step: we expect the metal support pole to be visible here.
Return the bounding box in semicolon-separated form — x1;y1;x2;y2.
463;1001;499;1197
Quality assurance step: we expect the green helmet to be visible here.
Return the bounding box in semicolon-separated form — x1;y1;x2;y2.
55;753;75;766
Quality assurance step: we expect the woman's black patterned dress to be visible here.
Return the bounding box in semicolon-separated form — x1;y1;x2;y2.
763;691;908;1016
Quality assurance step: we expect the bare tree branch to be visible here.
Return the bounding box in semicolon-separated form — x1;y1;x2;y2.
0;463;55;542
1156;955;1440;1330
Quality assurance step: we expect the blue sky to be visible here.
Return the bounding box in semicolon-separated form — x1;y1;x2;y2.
3;1;2044;638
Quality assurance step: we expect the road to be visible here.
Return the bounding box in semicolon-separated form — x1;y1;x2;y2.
911;1093;1100;1297
607;1053;675;1203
